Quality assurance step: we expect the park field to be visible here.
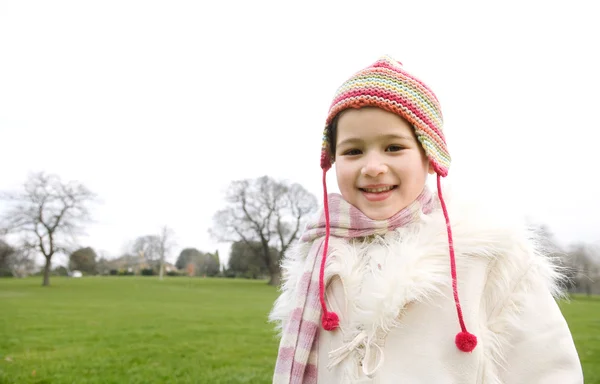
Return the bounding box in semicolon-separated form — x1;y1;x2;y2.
1;277;599;383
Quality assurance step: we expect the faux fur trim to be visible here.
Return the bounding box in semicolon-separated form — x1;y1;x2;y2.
478;220;568;383
269;240;314;337
268;184;567;382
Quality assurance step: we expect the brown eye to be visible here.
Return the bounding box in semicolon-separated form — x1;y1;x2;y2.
386;145;403;152
342;149;362;156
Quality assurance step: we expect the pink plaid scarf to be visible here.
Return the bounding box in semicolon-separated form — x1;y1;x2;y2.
273;187;435;383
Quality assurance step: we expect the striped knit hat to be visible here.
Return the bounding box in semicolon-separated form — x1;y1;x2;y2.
320;55;449;174
317;55;477;353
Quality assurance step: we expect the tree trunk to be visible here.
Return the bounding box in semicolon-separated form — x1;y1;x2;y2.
159;258;164;280
42;257;51;286
259;239;281;286
268;268;281;286
267;257;281;286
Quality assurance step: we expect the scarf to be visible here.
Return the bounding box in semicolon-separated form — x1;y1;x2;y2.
273;187;435;383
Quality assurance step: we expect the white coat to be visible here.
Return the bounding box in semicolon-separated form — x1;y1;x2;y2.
270;188;583;383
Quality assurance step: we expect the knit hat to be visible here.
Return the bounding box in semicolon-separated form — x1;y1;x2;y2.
317;55;477;353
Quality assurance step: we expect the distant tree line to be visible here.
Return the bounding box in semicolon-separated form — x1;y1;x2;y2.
533;224;600;296
2;172;599;296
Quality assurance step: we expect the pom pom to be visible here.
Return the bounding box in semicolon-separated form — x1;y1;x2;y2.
322;311;339;331
455;331;477;352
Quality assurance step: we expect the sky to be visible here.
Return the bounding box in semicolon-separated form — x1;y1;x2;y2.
1;0;599;268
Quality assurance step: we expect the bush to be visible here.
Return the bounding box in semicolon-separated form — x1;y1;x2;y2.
166;270;181;277
141;268;155;276
109;269;118;275
222;269;236;278
53;266;69;276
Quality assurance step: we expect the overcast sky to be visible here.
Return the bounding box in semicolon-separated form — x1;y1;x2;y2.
1;0;599;267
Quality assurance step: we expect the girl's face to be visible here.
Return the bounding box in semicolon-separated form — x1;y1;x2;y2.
334;107;432;220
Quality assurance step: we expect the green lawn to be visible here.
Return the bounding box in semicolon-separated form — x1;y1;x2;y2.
0;277;598;383
559;294;600;383
0;277;280;384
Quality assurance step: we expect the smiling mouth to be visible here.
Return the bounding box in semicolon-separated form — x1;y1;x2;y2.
359;185;398;193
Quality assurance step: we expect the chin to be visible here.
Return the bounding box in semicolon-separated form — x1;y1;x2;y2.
362;208;395;221
361;199;411;220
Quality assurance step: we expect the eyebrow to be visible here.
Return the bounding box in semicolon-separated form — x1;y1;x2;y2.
337;134;414;148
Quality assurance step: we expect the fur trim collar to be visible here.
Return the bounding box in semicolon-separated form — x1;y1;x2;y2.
270;185;566;382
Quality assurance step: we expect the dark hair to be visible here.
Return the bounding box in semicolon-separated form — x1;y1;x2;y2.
326;114;340;159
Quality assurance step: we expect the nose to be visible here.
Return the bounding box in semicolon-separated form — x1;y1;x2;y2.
361;153;388;177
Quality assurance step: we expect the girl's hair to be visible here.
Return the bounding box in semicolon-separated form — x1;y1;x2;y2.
325;118;338;159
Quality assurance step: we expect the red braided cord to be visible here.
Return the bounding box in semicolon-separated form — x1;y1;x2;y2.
437;174;467;333
319;169;339;330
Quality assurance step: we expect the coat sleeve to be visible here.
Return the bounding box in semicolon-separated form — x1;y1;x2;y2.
496;263;584;383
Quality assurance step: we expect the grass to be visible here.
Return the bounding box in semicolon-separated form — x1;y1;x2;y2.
0;277;280;384
0;277;598;383
559;294;600;382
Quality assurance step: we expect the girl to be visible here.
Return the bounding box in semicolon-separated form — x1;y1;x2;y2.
269;55;583;383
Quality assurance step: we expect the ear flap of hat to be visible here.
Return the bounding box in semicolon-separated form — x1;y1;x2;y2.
321;126;333;171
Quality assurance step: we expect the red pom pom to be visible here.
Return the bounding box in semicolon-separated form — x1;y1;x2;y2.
455;331;477;352
322;312;339;331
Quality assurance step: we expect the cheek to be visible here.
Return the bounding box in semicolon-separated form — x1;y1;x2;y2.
422;154;432;173
396;154;429;178
335;162;356;189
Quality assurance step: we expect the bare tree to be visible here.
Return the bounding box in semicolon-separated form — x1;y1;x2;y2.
132;235;161;268
0;172;96;286
0;239;14;277
567;242;600;296
0;239;36;277
8;247;37;278
210;176;317;286
132;226;175;279
157;225;175;280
